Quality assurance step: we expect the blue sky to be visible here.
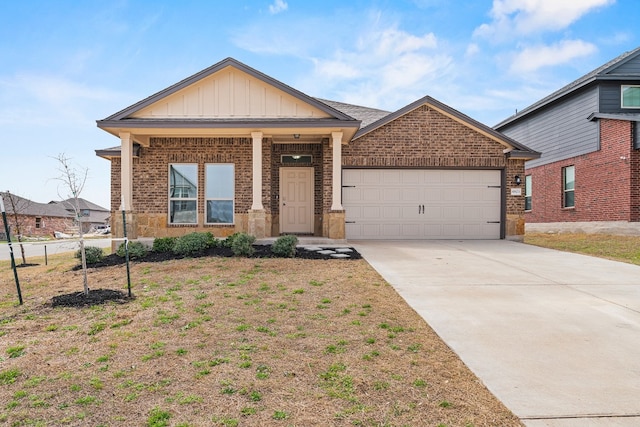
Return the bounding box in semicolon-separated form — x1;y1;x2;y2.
1;0;637;210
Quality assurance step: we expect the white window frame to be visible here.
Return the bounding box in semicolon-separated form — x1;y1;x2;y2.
205;163;235;225
168;163;198;224
621;85;640;109
562;166;575;208
524;175;532;211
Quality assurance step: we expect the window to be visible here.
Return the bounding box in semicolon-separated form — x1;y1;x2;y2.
562;166;575;208
524;175;532;211
169;164;197;224
35;217;42;229
81;209;90;217
205;164;234;224
622;85;640;108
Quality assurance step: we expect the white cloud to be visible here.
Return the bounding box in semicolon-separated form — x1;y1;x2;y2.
269;0;288;15
302;17;451;111
508;40;597;74
475;0;615;39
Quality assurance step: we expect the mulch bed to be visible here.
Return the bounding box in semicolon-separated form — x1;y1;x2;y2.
58;244;361;308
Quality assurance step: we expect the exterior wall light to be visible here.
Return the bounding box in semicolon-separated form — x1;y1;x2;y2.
514;175;522;185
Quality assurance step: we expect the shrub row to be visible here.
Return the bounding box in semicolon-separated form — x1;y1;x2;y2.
78;232;300;264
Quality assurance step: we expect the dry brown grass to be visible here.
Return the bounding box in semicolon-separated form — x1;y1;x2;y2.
0;252;522;427
524;232;640;265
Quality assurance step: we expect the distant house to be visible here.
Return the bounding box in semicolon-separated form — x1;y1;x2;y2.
0;192;72;239
56;198;110;234
495;46;640;234
96;57;538;242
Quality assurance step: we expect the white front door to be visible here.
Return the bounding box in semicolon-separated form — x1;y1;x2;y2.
280;167;314;234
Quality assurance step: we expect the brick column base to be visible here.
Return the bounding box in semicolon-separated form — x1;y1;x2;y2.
505;214;525;241
248;210;267;238
324;211;345;239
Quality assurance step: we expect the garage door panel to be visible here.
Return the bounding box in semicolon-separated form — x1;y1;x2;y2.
343;169;502;240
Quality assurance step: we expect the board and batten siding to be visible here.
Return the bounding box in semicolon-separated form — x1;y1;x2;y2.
499;86;599;168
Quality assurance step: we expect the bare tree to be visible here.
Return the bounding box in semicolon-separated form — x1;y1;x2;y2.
53;153;90;295
1;191;31;265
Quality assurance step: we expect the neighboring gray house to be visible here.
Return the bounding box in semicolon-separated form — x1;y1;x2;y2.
56;198;110;234
495;46;640;233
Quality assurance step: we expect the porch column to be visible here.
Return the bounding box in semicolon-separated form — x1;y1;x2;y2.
248;131;266;238
120;132;133;211
331;131;343;211
251;131;264;210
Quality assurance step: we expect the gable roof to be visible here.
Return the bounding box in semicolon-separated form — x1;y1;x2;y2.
98;57;358;128
0;192;72;218
496;46;640;128
58;198;109;212
354;95;540;159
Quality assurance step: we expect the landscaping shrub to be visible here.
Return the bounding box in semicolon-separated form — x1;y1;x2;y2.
222;232;241;248
231;232;256;257
271;235;298;258
152;237;177;253
173;232;216;256
75;246;104;265
116;241;148;259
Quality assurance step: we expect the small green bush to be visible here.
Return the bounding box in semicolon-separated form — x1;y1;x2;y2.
222;232;241;248
173;232;216;256
116;241;148;259
152;237;177;253
271;235;298;258
231;232;256;257
76;246;104;265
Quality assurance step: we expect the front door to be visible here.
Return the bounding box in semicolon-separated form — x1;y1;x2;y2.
280;167;314;234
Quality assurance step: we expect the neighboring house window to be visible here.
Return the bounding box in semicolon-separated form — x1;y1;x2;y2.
81;209;90;217
524;176;532;211
562;166;575;208
622;85;640;108
205;164;234;224
169;164;198;224
35;217;42;229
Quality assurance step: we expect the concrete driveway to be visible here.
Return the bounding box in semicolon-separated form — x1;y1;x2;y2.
353;240;640;427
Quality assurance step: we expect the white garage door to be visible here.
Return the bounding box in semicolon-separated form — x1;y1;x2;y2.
343;169;502;240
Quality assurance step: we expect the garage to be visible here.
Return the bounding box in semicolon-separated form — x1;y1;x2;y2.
343;169;502;240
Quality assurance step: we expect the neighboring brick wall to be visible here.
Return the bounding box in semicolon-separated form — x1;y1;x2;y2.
526;119;635;223
3;215;72;239
342;104;527;226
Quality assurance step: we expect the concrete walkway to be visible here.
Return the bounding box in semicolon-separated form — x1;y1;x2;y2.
353;240;640;427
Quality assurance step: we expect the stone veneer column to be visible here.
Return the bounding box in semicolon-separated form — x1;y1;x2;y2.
248;131;266;238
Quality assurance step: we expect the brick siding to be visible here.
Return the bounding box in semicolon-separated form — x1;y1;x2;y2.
526;119;638;222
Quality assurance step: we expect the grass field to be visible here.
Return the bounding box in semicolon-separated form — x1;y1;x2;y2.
0;251;521;427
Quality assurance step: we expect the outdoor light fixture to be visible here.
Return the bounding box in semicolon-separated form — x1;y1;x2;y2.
293;134;300;139
514;175;522;185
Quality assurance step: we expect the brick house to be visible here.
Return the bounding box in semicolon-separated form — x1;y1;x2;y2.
96;57;539;242
495;47;640;233
0;192;73;239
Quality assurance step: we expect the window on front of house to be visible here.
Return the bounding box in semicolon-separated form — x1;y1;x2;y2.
205;164;234;224
524;175;532;211
35;217;42;229
622;85;640;108
169;164;197;224
562;166;575;208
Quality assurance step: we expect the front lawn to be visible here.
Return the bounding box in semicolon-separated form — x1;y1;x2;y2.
0;252;521;426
